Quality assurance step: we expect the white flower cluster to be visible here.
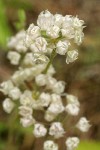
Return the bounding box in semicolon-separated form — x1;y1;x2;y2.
0;10;90;150
7;10;85;66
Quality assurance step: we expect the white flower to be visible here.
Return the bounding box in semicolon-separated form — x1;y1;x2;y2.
47;94;64;115
52;81;65;94
66;94;80;106
37;10;54;30
47;25;60;38
32;53;49;64
65;137;80;150
62;15;73;28
66;50;78;64
2;98;15;113
46;76;57;89
39;92;51;107
35;74;47;86
7;51;21;65
32;99;43;110
61;15;75;39
20;90;33;106
48;101;64;115
65;104;80;116
15;41;27;53
44;111;57;122
0;80;14;95
7;30;27;53
49;122;65;139
56;40;70;55
44;140;58;150
74;30;84;45
73;17;84;29
11;70;25;85
54;14;64;27
51;93;62;103
20;116;35;127
23;53;35;66
33;123;47;138
9;87;21;100
30;37;48;53
19;106;33;117
27;23;40;39
24;34;33;47
76;117;91;132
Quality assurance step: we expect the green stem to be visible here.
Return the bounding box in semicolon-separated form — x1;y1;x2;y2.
6;108;18;150
43;48;57;74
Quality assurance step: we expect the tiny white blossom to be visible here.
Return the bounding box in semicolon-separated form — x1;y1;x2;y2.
35;74;47;86
32;53;49;64
33;123;47;138
65;103;80;116
76;117;91;132
46;76;57;89
27;23;40;39
7;30;27;53
37;10;54;30
66;50;78;64
0;80;14;95
47;25;60;38
19;106;33;117
74;30;84;45
20;90;33;106
9;87;21;100
2;98;15;113
73;16;84;29
52;81;65;94
66;137;80;150
44;140;58;150
48;101;64;115
23;53;35;66
50;94;64;113
54;14;64;27
24;34;33;47
61;15;75;39
51;93;62;103
56;40;70;55
39;92;51;107
20;116;35;127
44;111;57;122
30;37;48;53
49;122;65;139
66;94;80;106
7;51;21;65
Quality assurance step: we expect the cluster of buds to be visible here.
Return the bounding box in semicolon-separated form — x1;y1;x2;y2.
0;10;91;150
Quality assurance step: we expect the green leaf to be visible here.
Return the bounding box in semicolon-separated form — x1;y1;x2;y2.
14;9;26;30
0;0;11;48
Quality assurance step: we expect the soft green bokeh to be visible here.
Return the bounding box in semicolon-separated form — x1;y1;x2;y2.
77;141;100;150
0;0;11;48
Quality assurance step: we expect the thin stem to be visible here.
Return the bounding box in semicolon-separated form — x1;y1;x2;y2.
6;108;18;150
43;48;57;74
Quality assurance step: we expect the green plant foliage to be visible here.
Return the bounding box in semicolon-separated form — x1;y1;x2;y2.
0;0;11;48
77;141;100;150
14;9;26;30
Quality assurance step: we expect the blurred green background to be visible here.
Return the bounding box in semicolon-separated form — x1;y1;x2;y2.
0;0;100;150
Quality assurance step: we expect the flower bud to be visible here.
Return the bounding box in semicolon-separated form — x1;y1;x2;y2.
66;50;78;64
2;98;15;113
56;40;70;55
44;140;58;150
